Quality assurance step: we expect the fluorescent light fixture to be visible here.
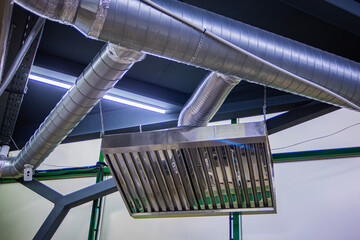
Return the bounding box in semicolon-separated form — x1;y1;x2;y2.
29;74;72;89
28;74;167;114
103;95;166;114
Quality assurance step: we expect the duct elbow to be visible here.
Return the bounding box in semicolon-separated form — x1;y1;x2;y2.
178;72;240;127
14;0;79;24
107;44;146;64
0;158;22;178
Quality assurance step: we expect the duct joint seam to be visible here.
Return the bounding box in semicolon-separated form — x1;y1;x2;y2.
107;44;146;63
0;160;5;177
188;29;206;64
89;0;111;38
61;0;80;23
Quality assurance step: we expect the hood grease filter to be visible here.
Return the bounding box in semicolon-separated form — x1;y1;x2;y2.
101;122;276;218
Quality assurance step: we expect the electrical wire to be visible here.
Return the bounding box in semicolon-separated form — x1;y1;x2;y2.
36;162;108;176
272;122;360;151
99;100;105;138
40;163;86;168
35;169;98;177
39;162;107;169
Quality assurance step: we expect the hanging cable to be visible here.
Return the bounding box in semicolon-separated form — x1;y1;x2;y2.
263;86;267;122
10;136;19;151
99;101;105;138
273;122;360;151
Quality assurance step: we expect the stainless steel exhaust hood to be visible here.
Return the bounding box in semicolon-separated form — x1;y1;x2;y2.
101;122;276;218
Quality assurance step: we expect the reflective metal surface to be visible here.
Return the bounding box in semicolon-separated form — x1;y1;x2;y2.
102;122;276;218
0;44;145;178
178;72;240;127
14;0;360;110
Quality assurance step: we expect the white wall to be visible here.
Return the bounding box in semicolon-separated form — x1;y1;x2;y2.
242;157;360;240
0;139;102;240
1;109;360;240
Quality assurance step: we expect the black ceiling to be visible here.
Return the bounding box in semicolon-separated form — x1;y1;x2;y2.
3;0;360;148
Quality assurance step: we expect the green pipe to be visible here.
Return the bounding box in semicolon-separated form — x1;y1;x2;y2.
231;119;239;240
232;212;240;240
273;147;360;163
1;147;359;184
0;168;111;183
88;152;105;240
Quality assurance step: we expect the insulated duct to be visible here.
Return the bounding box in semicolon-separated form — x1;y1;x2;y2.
178;72;240;127
14;0;360;110
0;44;145;178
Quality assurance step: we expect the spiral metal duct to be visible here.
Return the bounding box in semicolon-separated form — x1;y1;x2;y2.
178;72;240;127
14;0;360;110
0;44;145;178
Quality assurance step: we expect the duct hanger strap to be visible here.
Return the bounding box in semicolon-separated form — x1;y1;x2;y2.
140;0;360;111
263;86;267;122
99;100;105;138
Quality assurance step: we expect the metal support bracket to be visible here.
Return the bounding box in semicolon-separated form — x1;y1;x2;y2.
0;8;44;146
18;178;117;240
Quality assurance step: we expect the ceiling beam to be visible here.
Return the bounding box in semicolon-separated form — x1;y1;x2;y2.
277;0;360;36
12;92;312;148
267;102;340;135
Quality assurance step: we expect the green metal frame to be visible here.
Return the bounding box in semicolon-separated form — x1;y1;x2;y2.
272;147;360;163
1;147;359;184
88;152;105;240
0;147;359;240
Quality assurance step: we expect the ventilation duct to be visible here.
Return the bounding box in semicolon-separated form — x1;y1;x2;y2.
102;122;276;218
178;72;240;127
0;44;145;178
14;0;360;111
103;71;275;217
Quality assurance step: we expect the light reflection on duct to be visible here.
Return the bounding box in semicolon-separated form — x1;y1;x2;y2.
13;0;360;110
0;44;146;178
101;122;276;218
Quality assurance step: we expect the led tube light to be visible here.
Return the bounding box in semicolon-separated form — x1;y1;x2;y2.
103;95;166;114
29;74;72;89
28;74;167;114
